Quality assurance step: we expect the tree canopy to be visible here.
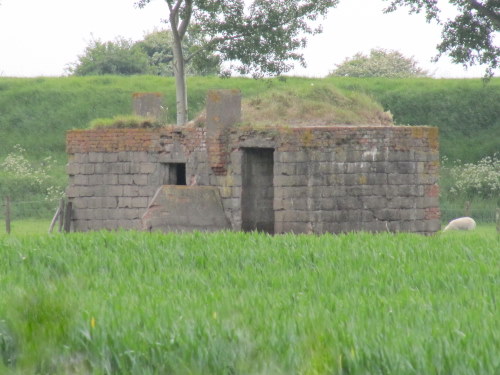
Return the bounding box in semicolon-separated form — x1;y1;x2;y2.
68;38;149;76
136;0;339;125
329;48;429;78
384;0;500;77
68;30;220;77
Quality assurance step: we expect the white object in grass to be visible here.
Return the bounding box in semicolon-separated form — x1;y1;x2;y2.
443;217;476;231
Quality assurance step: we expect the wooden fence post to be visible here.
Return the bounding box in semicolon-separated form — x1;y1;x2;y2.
5;196;11;235
58;198;65;232
63;201;72;233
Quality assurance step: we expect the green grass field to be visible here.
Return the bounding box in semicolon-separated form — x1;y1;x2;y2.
1;229;498;374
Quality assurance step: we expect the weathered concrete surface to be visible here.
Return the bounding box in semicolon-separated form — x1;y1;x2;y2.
132;92;165;121
142;185;230;232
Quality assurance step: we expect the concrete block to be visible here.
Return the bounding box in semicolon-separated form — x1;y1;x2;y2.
137;152;152;163
399;209;425;221
142;185;231;232
66;163;80;175
72;198;89;210
337;197;362;210
129;163;142;174
74;153;89;163
72;175;88;185
118;174;134;185
140;163;157;174
416;197;439;209
388;174;416;185
103;174;118;185
88;174;104;185
88;197;102;209
123;185;140;197
348;210;363;222
118;197;132;208
388;151;412;162
133;174;148;185
281;151;309;163
133;92;165;120
88;152;104;163
346;162;371;174
118;151;132;162
131;197;149;208
107;185;124;197
109;163;130;174
206;89;241;135
80;164;95;175
94;163;111;174
78;186;95;197
275;163;296;176
361;196;388;210
374;209;401;221
103;197;118;208
103;153;119;162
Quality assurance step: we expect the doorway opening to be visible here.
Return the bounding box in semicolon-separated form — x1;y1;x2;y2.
241;148;275;234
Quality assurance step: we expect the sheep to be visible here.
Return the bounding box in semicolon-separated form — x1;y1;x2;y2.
443;217;476;231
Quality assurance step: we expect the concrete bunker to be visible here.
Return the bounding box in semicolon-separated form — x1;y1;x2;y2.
66;89;441;235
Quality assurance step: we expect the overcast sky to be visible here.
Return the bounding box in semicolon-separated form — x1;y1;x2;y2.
0;0;496;78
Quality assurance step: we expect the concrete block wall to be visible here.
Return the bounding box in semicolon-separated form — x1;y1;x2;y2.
274;127;440;234
66;128;207;231
210;125;440;235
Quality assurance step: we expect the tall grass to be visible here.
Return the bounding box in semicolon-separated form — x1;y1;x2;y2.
0;230;498;374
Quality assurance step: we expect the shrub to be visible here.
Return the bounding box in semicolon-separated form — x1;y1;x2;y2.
0;145;64;203
442;154;500;201
329;49;429;78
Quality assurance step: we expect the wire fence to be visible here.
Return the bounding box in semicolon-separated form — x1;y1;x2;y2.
1;198;58;220
440;200;499;224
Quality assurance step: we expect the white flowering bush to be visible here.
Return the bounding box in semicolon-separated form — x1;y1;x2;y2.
443;154;500;201
1;145;64;202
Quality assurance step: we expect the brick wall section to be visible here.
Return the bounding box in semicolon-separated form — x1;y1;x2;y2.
66;124;440;234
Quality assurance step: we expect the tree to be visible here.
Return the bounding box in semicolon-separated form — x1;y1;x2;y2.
136;0;339;126
68;37;149;76
329;48;429;78
68;31;220;77
384;0;500;77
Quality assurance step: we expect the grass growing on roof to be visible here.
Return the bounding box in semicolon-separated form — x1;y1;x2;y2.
0;230;498;374
239;84;393;127
88;115;163;129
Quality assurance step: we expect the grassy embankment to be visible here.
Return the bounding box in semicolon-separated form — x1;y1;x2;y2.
1;76;499;163
1;76;499;220
0;230;498;374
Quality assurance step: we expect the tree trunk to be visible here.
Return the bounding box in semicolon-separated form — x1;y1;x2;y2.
172;33;188;126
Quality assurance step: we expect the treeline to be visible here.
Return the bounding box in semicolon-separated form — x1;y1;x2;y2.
0;76;498;163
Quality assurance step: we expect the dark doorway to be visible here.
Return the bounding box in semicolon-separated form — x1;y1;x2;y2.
241;148;275;233
161;163;186;185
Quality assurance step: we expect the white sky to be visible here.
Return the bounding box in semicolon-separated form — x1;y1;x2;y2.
0;0;497;78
